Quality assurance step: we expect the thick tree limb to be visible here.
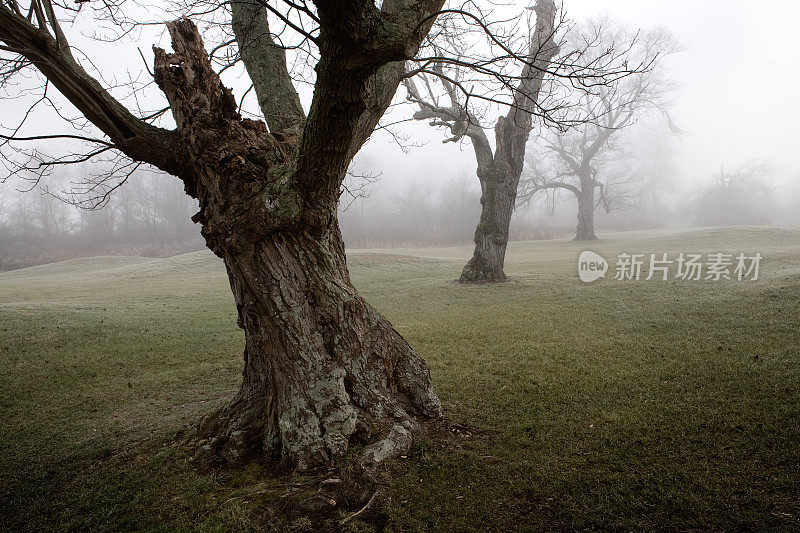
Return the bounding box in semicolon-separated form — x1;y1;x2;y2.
404;72;495;171
292;0;445;227
530;180;580;196
0;7;182;175
493;0;558;179
231;0;305;134
314;0;443;67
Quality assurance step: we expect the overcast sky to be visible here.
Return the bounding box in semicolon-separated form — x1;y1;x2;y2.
362;0;800;193
569;0;800;182
2;1;798;198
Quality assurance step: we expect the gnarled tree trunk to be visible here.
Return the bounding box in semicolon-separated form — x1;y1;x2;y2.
460;167;517;282
1;0;449;472
202;228;442;470
153;19;442;471
458;1;558;283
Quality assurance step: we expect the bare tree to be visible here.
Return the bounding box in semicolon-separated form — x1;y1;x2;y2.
1;0;452;471
694;162;774;227
519;23;679;240
402;4;649;281
336;170;480;248
403;2;558;282
34;188;70;241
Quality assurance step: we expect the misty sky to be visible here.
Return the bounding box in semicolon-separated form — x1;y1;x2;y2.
361;0;800;193
563;0;800;182
1;0;798;198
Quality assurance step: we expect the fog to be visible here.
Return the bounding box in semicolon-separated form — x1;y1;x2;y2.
1;0;799;268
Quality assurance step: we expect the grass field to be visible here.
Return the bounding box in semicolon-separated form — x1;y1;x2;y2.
1;227;799;531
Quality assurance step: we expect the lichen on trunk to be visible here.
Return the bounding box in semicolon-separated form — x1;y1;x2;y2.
200;227;442;470
152;19;442;471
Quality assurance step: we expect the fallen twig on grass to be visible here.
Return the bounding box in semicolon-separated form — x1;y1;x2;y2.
338;489;380;526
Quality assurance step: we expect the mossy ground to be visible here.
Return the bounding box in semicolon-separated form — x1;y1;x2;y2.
1;227;799;531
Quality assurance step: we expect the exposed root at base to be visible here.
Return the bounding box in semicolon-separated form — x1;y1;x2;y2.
178;418;480;531
338;488;380;527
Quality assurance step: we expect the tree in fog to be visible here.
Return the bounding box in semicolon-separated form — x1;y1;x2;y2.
33;189;70;241
394;177;436;232
403;5;646;281
519;24;679;241
694;163;774;227
404;1;558;282
114;171;199;245
0;0;601;472
337;170;480;248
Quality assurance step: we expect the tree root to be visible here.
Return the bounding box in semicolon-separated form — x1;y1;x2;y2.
338;488;380;527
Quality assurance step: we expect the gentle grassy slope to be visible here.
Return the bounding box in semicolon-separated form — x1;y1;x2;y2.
1;227;799;531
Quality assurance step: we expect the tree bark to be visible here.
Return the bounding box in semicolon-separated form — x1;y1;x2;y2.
1;0;448;472
460;167;516;282
201;226;442;470
151;19;442;470
459;0;558;283
575;185;598;241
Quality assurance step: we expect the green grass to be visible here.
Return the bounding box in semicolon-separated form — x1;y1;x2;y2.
1;227;799;531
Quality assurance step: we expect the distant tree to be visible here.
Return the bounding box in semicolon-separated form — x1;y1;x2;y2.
394;177;436;232
1;0;613;472
113;171;198;244
336;170;480;248
7;192;37;237
694;163;774;227
403;4;646;281
0;188;8;230
78;203;116;248
404;1;558;282
519;23;679;240
33;189;70;241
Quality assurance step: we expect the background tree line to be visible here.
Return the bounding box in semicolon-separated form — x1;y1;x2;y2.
0;168;202;270
2;143;798;270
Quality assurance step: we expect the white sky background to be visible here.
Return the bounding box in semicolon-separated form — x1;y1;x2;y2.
1;0;799;204
568;0;800;183
361;0;800;196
